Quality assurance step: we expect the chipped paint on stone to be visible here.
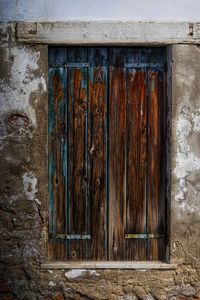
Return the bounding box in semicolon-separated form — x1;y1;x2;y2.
0;44;46;149
192;109;200;133
48;281;56;286
118;295;137;300
22;172;38;200
65;269;100;279
65;269;86;279
34;198;41;205
179;201;200;213
7;194;22;204
87;270;100;276
174;105;200;205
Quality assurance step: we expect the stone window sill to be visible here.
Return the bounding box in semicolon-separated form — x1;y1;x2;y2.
41;261;177;270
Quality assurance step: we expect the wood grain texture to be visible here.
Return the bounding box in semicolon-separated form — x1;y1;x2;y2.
147;68;166;261
48;47;168;262
108;48;126;260
48;67;67;260
125;68;147;261
88;48;107;260
68;66;88;260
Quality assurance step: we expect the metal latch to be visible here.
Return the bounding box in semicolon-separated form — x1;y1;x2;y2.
125;233;165;239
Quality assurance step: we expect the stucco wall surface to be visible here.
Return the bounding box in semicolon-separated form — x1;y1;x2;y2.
0;22;200;299
0;0;200;21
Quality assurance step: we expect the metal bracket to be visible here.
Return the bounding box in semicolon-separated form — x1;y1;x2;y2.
49;63;90;68
49;234;91;240
49;63;164;69
124;63;164;68
125;233;165;239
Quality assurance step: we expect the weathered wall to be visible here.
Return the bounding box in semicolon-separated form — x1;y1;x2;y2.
171;45;200;267
0;22;49;299
0;22;200;299
1;0;200;21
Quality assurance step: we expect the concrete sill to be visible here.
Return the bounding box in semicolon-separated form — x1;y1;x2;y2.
41;261;177;270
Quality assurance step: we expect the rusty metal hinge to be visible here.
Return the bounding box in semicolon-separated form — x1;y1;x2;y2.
49;234;91;240
125;233;165;239
49;63;89;68
124;63;164;68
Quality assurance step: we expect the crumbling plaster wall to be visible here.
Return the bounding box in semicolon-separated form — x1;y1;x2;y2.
0;22;49;299
171;45;200;266
0;22;200;300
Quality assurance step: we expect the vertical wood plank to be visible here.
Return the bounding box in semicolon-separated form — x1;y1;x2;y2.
147;67;166;261
48;66;67;260
108;48;126;260
125;48;147;261
68;47;88;260
88;48;107;260
125;67;147;261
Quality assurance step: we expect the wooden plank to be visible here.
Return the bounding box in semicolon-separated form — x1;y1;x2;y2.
125;49;147;261
48;67;67;260
147;66;166;261
125;50;147;261
67;48;88;260
88;48;107;260
108;48;126;260
147;48;166;261
16;21;200;44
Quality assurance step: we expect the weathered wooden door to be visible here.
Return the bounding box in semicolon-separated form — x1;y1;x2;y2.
48;47;167;261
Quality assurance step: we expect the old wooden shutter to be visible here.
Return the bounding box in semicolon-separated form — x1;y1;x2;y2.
48;47;168;261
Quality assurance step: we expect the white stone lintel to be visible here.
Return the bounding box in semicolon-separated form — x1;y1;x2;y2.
15;21;200;45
